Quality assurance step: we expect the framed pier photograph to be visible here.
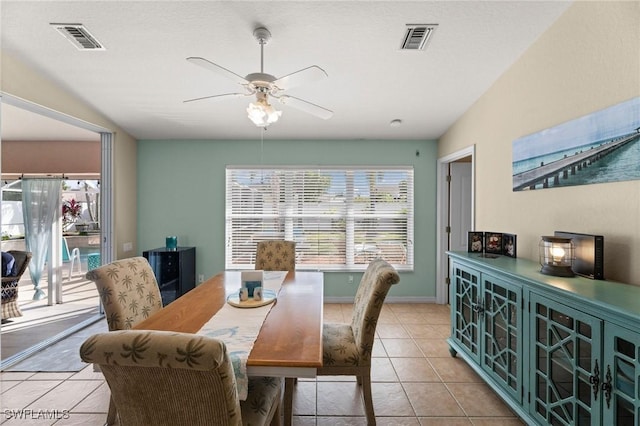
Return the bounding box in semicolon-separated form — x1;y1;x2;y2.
512;96;640;191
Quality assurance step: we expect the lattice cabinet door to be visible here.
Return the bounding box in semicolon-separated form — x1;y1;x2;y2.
529;294;603;426
601;323;639;426
450;262;481;362
481;273;523;403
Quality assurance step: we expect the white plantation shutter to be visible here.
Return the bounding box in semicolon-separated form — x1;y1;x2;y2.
225;166;414;271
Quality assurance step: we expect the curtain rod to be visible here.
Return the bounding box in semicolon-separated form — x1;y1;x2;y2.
2;173;100;180
18;174;66;180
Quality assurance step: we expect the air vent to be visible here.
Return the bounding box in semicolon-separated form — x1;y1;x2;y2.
51;23;105;50
400;24;437;50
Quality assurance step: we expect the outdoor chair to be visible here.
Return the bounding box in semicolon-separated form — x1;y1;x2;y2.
62;237;81;280
79;329;282;426
375;241;407;264
315;258;400;425
1;250;32;322
255;240;296;272
85;256;163;425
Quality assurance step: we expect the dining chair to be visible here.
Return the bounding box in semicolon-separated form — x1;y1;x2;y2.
1;250;32;322
315;258;400;425
85;256;163;425
80;329;283;426
255;240;296;272
62;237;81;280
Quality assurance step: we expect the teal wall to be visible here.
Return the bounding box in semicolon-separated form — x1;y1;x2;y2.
137;139;438;300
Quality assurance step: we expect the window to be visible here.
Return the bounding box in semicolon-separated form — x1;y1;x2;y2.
225;166;414;271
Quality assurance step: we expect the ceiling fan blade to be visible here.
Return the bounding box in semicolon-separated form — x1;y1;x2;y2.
186;57;248;85
278;95;333;120
183;93;248;103
273;66;328;91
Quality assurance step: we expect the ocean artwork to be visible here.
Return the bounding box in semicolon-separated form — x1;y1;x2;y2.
512;97;640;191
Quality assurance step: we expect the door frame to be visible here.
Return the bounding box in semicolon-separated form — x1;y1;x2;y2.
0;93;114;369
435;145;475;304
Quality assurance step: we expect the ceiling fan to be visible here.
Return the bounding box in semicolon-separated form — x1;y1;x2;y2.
185;27;333;127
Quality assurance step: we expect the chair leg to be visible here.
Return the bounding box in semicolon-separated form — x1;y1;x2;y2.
270;398;282;426
106;396;117;425
283;377;295;426
361;374;376;426
69;248;81;280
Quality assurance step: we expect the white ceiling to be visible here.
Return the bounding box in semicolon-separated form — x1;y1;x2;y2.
1;1;572;142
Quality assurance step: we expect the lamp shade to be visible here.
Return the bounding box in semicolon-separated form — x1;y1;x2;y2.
247;98;282;127
539;236;574;277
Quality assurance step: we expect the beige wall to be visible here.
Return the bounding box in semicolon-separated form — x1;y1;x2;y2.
439;1;640;285
1;52;138;259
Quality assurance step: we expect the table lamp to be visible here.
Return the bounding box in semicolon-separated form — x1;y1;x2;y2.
539;236;574;277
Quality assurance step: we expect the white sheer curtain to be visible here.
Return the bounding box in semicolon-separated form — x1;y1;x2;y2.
21;178;62;300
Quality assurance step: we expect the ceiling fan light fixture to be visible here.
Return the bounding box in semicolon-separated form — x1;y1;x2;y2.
247;98;282;127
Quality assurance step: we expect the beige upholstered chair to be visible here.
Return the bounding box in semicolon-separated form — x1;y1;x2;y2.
85;256;163;424
79;330;282;426
316;258;400;425
255;240;296;272
1;250;32;321
86;256;163;331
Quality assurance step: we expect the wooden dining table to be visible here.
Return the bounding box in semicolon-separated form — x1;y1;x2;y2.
134;270;324;425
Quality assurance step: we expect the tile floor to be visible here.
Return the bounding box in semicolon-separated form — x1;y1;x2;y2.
0;303;524;425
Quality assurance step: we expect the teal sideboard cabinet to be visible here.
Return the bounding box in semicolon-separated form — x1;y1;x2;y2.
447;251;639;426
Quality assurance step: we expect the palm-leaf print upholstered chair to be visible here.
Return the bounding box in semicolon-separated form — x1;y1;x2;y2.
255;240;296;272
317;258;400;425
80;330;283;426
85;256;163;425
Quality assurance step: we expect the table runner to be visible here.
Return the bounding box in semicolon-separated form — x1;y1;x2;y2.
196;271;287;400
